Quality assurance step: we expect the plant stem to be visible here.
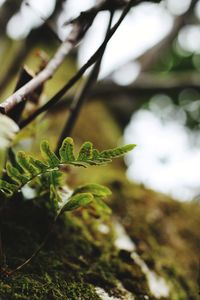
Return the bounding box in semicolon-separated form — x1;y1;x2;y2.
4;216;58;276
2;197;69;276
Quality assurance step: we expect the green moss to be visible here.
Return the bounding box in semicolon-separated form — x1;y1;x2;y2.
110;179;200;299
1;174;199;299
0;272;100;300
0;197;154;300
0;205;101;300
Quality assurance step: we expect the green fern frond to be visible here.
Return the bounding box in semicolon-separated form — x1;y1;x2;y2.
77;142;93;161
59;137;75;162
40;140;60;167
61;193;93;213
17;151;38;176
0;137;136;197
71;183;112;215
100;144;136;159
6;162;28;185
73;183;111;198
0;179;18;196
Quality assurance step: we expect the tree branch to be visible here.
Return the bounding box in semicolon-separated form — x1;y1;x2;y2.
0;0;162;115
19;0;136;129
0;0;65;96
0;0;113;114
95;72;200;95
53;71;200;110
0;29;87;114
55;10;114;153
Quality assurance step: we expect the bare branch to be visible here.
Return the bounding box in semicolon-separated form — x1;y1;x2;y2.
0;0;112;114
19;0;136;129
54;71;200;111
0;29;86;114
0;0;162;115
0;0;65;95
92;72;200;103
55;10;114;153
7;67;34;123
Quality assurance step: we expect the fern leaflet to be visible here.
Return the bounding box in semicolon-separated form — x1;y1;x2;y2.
0;137;136;197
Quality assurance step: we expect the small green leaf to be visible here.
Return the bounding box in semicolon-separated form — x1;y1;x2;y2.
59;137;75;162
17;151;37;176
61;193;93;212
90;158;112;165
29;156;47;173
95;197;112;214
73;183;111;198
6;162;29;185
50;170;63;188
92;149;100;160
100;144;136;159
40;140;60;167
68;161;88;168
0;179;18;196
8;148;23;173
91;149;112;165
78;142;93;161
50;184;61;206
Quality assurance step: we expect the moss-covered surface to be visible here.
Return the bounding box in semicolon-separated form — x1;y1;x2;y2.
110;179;200;300
0;196;157;300
0;178;199;299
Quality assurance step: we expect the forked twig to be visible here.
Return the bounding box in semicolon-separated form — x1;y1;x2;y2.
0;0;138;115
55;10;114;153
19;0;135;129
